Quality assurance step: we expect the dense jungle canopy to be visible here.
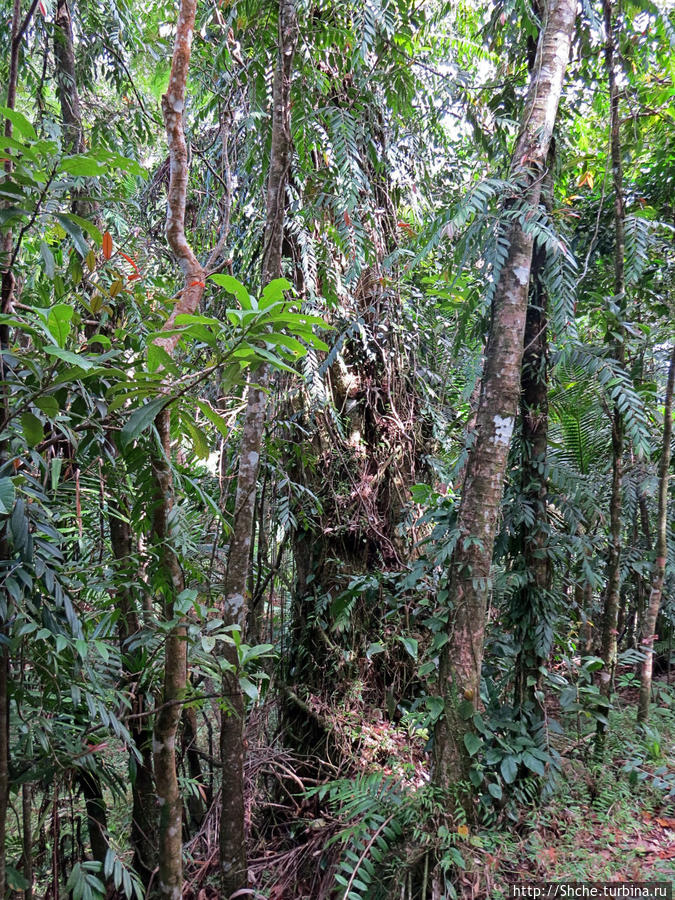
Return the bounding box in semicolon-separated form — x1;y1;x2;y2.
0;0;675;896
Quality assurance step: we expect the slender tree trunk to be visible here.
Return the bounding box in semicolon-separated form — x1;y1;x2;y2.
151;0;206;894
598;0;626;718
54;0;84;154
637;345;675;722
151;408;188;900
109;507;158;884
513;139;554;713
77;769;109;867
22;782;33;900
513;239;551;713
0;3;33;891
219;2;297;894
433;0;576;794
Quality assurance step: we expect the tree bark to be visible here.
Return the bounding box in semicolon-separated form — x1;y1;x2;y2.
219;2;297;893
597;0;626;719
22;782;33;900
54;0;85;155
433;0;576;795
637;344;675;723
151;0;206;894
0;3;33;892
513;237;551;713
151;408;187;900
109;507;158;884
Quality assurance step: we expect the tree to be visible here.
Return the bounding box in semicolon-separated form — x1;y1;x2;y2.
638;344;675;723
219;1;298;892
433;0;577;795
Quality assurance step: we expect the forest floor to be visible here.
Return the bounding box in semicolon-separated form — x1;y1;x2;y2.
185;677;675;898
444;682;675;897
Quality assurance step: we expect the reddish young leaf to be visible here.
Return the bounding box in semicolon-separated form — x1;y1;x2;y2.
120;251;139;271
102;231;113;260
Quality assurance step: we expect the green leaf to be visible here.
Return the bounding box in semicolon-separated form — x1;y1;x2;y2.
239;643;275;665
260;277;292;307
500;755;519;784
195;400;231;440
147;342;178;375
35;396;59;419
487;781;503;800
396;635;418;659
119;396;167;448
175;589;197;615
0;107;36;140
21;412;44;447
54;214;89;257
40;240;55;278
47;304;74;348
522;751;546;776
0;478;15;515
366;641;385;659
66;213;103;246
463;732;482;757
209;273;252;308
43;346;94;370
184;419;209;460
239;676;259;701
201;634;216;653
58;155;107;176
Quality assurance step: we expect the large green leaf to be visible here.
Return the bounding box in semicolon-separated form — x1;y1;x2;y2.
119;396;167;448
0;478;15;515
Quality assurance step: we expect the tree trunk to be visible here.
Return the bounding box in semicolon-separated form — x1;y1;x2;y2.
77;769;109;868
433;0;576;794
151;408;188;900
0;2;34;892
54;0;85;154
109;507;157;884
597;0;626;721
151;0;206;893
637;344;675;723
219;1;297;894
513;238;551;714
22;782;33;900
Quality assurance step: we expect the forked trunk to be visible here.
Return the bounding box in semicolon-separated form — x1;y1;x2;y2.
433;0;576;794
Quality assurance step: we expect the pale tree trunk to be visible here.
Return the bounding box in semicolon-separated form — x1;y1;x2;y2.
433;0;576;795
219;1;297;893
637;345;675;723
598;0;626;718
151;0;206;895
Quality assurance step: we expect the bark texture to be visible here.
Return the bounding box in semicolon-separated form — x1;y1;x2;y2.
219;1;298;893
513;237;551;713
151;409;187;900
54;0;85;155
598;0;626;710
433;0;576;794
637;345;675;723
151;0;205;894
109;507;157;883
157;0;206;356
0;3;34;892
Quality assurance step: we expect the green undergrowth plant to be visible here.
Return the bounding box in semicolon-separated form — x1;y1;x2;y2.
306;772;472;899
